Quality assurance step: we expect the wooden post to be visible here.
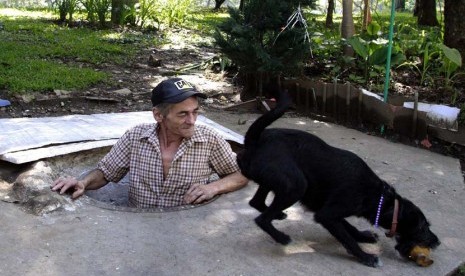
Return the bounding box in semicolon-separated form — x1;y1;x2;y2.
305;88;310;115
358;89;363;125
412;91;419;138
322;83;327;115
312;88;318;112
346;82;351;122
333;79;337;120
296;82;301;109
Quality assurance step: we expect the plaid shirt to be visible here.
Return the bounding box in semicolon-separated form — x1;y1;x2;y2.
97;123;239;208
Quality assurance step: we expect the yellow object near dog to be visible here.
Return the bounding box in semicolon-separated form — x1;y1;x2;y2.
409;246;434;267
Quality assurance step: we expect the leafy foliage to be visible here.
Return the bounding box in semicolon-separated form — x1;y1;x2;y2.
214;0;316;80
347;22;406;85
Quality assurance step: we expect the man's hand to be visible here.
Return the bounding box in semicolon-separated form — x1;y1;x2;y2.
184;172;248;205
184;183;217;205
51;177;85;199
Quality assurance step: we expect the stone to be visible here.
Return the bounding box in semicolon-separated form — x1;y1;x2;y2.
53;89;72;96
20;94;35;103
112;88;132;96
148;54;162;67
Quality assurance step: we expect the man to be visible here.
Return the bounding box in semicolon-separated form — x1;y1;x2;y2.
51;77;248;208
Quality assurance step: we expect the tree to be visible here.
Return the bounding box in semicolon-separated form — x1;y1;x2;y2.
395;0;405;11
362;0;372;31
444;0;465;62
414;0;439;26
111;0;136;25
341;0;355;56
214;0;316;100
325;0;335;27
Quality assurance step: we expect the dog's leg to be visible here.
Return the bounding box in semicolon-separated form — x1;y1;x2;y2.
341;219;378;243
255;194;298;245
255;178;305;245
315;212;381;267
249;186;287;220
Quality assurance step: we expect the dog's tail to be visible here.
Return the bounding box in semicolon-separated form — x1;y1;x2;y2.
243;86;292;149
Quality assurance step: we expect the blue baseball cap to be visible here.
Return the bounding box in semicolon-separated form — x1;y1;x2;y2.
151;78;206;106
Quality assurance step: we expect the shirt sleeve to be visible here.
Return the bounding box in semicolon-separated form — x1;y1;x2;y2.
97;129;132;183
209;136;240;177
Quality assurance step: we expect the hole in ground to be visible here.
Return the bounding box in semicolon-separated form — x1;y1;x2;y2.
84;173;219;213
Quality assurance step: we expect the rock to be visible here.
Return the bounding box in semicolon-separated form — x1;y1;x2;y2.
20;94;35;103
148;55;162;67
132;63;150;69
10;161;70;215
53;89;72;96
112;88;132;96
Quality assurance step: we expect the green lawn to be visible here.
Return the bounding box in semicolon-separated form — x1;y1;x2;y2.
0;9;161;94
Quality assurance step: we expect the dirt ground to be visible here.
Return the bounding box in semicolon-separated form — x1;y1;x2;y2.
0;27;244;119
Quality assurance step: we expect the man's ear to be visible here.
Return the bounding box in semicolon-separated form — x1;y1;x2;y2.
152;107;163;123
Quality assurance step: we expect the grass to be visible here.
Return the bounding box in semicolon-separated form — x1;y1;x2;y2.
0;8;161;94
187;9;229;35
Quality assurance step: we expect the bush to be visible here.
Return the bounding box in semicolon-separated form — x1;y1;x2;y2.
214;0;316;99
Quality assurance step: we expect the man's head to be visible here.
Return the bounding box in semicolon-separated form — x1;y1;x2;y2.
151;78;207;139
151;78;206;108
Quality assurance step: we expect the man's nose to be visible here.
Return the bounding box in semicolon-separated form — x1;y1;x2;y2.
185;113;196;124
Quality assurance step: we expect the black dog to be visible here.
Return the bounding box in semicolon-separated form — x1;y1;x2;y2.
237;88;440;267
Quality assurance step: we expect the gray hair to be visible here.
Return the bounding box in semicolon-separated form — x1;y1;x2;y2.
154;102;174;116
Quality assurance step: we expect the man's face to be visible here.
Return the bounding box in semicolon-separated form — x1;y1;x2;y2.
158;97;199;139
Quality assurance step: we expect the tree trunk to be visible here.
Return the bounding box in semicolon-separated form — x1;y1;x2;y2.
325;0;335;27
395;0;405;11
416;0;439;26
362;0;372;31
413;0;419;15
214;0;226;10
444;0;465;62
239;0;245;11
341;0;355;56
111;0;135;25
111;0;124;24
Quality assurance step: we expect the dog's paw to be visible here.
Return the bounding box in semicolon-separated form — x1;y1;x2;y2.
274;211;287;220
360;254;382;268
274;232;292;245
357;230;379;243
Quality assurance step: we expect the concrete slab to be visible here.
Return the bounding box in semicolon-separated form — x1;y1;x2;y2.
0;109;464;275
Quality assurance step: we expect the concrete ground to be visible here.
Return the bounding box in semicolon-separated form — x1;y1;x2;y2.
0;109;464;276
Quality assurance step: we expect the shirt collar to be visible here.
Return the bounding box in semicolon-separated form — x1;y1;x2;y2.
140;123;208;144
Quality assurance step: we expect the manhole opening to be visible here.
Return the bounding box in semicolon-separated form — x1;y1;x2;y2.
84;173;219;213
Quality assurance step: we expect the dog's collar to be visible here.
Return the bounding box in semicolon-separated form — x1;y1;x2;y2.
385;198;399;238
374;194;384;228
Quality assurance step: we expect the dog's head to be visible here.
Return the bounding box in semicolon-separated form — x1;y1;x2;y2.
394;199;440;267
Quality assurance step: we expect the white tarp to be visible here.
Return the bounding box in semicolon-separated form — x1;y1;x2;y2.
0;112;244;164
403;102;460;131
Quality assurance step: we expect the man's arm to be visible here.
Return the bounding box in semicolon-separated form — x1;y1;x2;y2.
51;168;108;199
184;171;248;204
